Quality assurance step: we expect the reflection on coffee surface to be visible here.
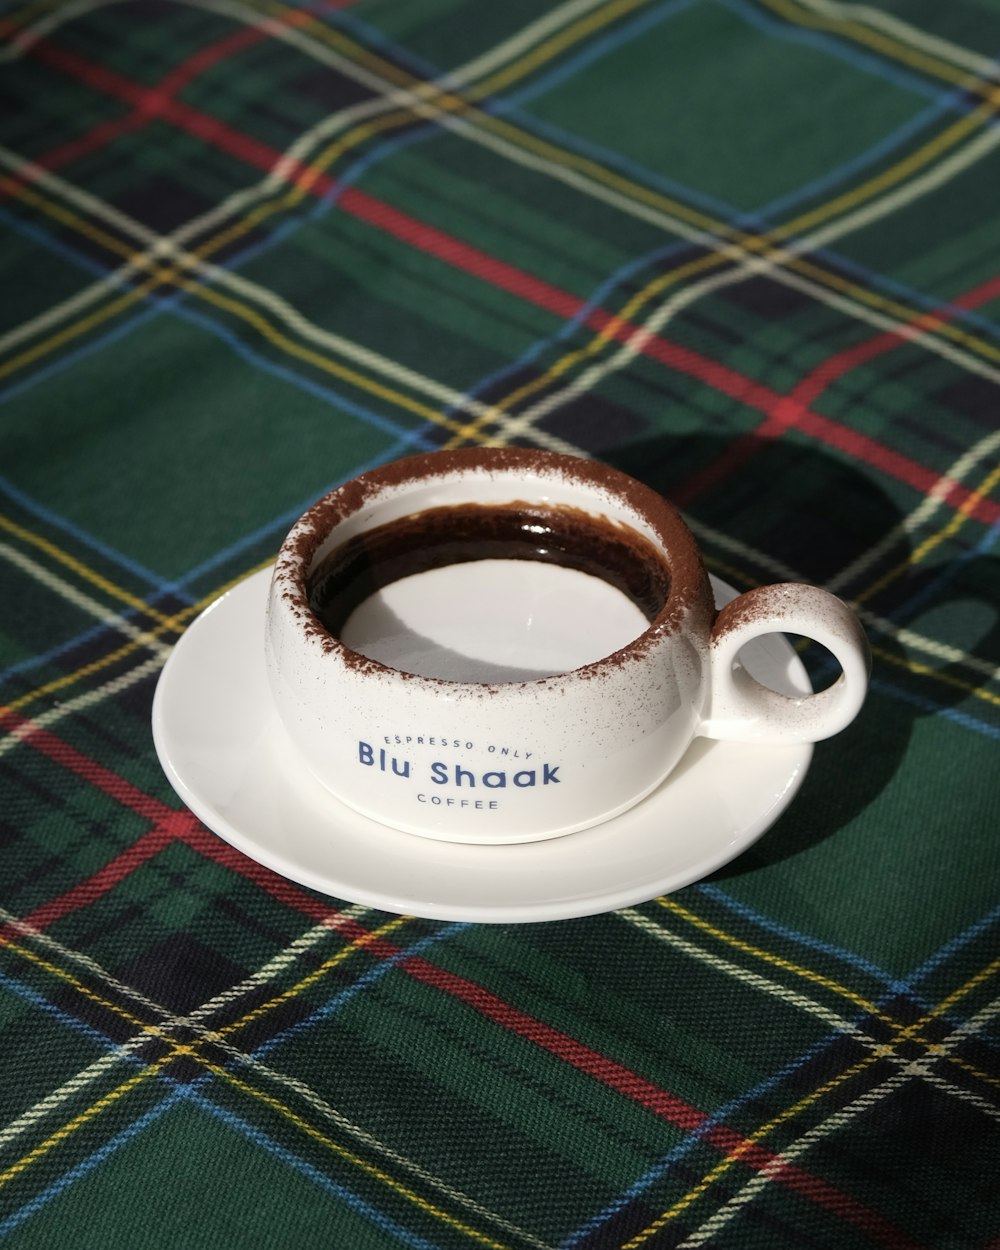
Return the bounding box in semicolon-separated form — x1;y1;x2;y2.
305;502;672;681
307;501;672;637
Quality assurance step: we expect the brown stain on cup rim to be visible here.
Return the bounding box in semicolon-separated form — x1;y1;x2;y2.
272;448;712;685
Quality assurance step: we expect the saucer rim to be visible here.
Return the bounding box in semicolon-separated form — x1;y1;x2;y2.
152;568;814;923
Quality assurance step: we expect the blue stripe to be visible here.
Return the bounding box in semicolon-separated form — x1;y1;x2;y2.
179;1092;447;1250
0;472;174;592
0;207;431;449
558;1022;859;1248
0;436;418;688
0;1080;438;1248
250;923;470;1061
0;206;432;534
695;884;910;991
879;514;1000;622
0;968;128;1050
870;675;1000;739
323;5;1000;456
907;901;1000;985
564;882;1000;1248
0;437;417;688
0;1093;184;1239
713;0;980;104
0;921;465;1239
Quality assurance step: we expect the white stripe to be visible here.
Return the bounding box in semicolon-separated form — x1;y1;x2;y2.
0;654;166;760
922;1072;1000;1124
0;908;552;1247
675;988;1000;1247
826;426;1000;594
0;143;581;454
5;1;1000;409
0;1049;125;1152
618;908;863;1035
0;908;363;1145
785;0;1000;77
500;117;1000;439
0;0;120;62
674;1073;911;1249
0;542;170;660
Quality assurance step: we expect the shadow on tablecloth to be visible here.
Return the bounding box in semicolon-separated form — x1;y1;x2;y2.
601;431;1000;874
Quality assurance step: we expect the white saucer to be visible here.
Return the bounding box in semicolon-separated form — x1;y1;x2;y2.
152;569;813;923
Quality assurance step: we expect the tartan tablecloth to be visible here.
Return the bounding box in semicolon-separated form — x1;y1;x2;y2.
2;0;999;1246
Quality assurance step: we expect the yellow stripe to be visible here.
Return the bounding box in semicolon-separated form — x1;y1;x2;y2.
0;1062;166;1190
871;644;1000;710
0;183;467;435
0;915;423;1195
857;457;1000;606
655;898;893;1023
0;512;174;626
8;0;1000;418
620;922;1000;1246
187;280;461;428
445;85;1000;446
759;0;988;93
620;1055;880;1247
0;557;272;717
0;0;656;392
948;1054;1000;1093
918;954;1000;1023
4;938;157;1034
2;0;997;722
200;1060;512;1250
219;913;412;1037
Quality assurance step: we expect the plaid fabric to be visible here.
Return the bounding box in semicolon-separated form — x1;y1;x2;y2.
1;0;999;1246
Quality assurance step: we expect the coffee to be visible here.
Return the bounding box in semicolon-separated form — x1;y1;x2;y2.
307;501;672;636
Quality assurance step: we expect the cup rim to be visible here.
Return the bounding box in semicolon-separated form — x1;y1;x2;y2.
271;448;712;687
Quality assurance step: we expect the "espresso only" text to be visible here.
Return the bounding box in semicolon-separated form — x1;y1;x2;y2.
358;741;560;787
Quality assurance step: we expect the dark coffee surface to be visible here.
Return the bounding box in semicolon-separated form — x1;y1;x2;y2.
307;501;671;638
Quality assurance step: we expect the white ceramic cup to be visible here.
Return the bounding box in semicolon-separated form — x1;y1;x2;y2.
265;449;869;844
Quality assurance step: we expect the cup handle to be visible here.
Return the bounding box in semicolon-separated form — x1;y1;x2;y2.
699;583;871;744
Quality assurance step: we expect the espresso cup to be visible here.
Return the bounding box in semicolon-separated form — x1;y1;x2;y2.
265;448;869;844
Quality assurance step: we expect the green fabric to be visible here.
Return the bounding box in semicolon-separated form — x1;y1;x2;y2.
1;1;998;1247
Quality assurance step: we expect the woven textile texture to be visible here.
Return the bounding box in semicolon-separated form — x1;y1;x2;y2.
1;1;999;1246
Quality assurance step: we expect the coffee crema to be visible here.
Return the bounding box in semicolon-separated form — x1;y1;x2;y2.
306;501;672;640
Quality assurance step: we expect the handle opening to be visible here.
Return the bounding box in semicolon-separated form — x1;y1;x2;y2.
700;583;871;745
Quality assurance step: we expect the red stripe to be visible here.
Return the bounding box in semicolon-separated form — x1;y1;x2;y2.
401;956;706;1128
676;272;1000;514
0;707;340;925
10;815;191;935
0;708;172;822
398;959;921;1250
0;22;278;206
29;40;998;526
791;269;1000;411
2;710;925;1249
